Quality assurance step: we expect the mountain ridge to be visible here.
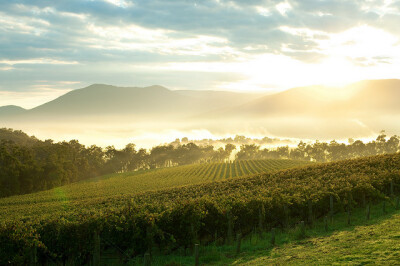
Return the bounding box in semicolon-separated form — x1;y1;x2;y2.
0;84;261;121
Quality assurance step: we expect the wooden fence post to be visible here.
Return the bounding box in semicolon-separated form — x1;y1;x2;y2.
29;246;37;266
194;244;200;266
324;216;328;232
235;233;242;255
348;191;352;211
66;256;74;266
362;193;366;208
146;225;153;255
93;231;100;266
330;195;334;223
308;200;313;226
347;192;351;225
227;211;234;245
258;204;265;234
144;253;151;266
366;204;370;220
300;221;305;238
347;208;351;225
390;180;394;197
191;222;198;244
283;204;289;228
270;228;276;245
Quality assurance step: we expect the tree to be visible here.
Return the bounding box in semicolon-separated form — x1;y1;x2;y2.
236;144;260;160
224;144;236;161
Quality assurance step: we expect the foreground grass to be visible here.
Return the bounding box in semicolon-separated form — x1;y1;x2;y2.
240;209;400;265
126;199;400;265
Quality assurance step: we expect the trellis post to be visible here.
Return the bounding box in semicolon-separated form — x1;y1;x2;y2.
324;216;328;232
235;233;242;255
330;195;334;223
227;211;234;245
300;221;305;238
93;231;100;266
194;244;200;266
390;180;394;197
144;253;151;266
270;228;276;245
29;246;37;266
308;200;313;226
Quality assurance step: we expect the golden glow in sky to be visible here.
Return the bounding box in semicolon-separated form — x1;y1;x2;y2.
161;25;400;92
1;1;400;107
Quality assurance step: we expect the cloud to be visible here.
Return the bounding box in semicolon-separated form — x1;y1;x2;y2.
0;0;382;61
0;0;399;101
348;56;392;67
0;59;79;65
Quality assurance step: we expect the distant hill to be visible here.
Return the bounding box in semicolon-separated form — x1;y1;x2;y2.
0;105;26;117
343;79;400;115
3;80;399;122
26;84;191;118
175;89;260;109
208;79;400;119
1;80;400;143
0;84;260;121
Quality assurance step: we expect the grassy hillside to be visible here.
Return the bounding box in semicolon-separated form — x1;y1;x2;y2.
0;159;309;221
238;204;400;265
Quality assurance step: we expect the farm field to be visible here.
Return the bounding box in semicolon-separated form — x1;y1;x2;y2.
0;159;309;221
1;154;399;264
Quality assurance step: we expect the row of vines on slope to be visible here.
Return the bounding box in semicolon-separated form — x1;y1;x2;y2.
1;154;400;264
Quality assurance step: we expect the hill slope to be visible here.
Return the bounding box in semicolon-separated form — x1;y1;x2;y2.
213;79;400;118
0;105;26;117
1;84;260;121
194;79;400;140
0;159;310;221
242;211;400;265
1;79;400;144
1;153;399;264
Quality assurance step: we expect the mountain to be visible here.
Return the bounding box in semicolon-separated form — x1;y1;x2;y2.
0;105;26;117
343;79;400;114
0;84;260;121
1;80;399;145
209;79;400;119
175;90;260;108
190;79;400;140
27;84;191;118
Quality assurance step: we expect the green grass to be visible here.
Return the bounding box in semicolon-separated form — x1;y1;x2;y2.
0;159;309;222
123;199;400;265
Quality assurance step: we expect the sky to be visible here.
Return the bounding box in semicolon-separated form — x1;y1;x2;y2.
1;0;400;108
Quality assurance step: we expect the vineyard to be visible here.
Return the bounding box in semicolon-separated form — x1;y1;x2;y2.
0;159;308;221
1;155;400;264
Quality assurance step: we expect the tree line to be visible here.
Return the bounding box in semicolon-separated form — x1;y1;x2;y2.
0;129;236;197
0;128;399;197
236;131;399;162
